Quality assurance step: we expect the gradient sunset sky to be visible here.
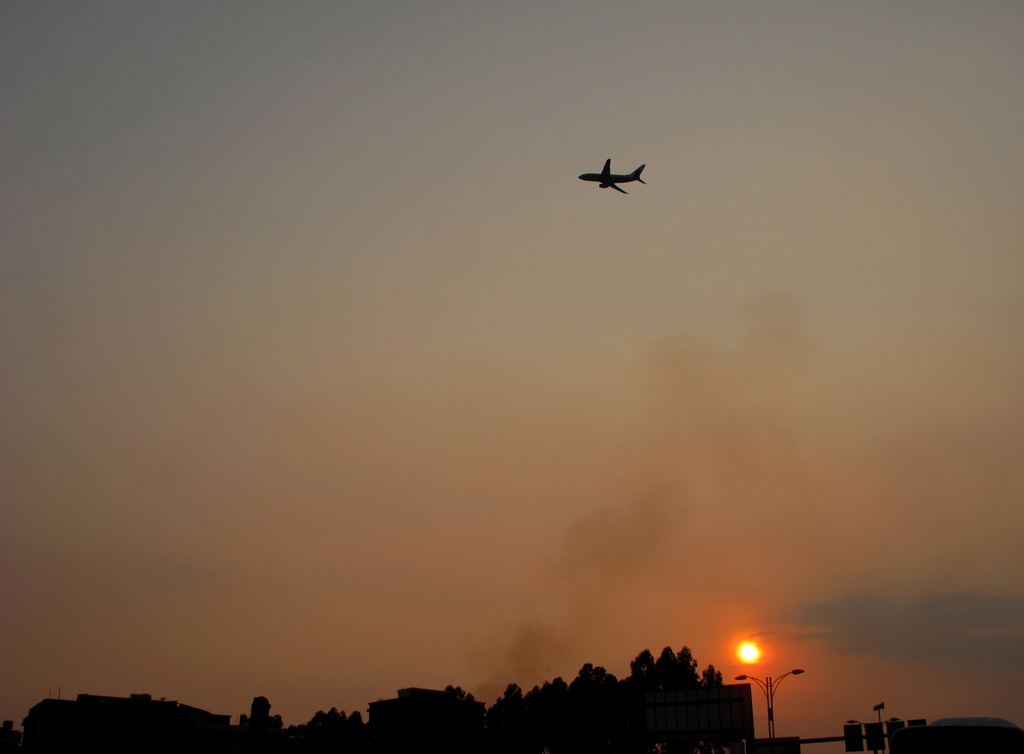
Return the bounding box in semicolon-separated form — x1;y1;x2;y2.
3;1;1023;742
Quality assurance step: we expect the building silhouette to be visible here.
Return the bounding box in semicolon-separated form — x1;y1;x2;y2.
20;693;284;754
369;687;484;754
0;720;21;751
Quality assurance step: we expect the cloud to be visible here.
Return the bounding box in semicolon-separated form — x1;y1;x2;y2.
794;593;1024;666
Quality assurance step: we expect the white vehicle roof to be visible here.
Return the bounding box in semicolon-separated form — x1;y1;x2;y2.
930;718;1022;729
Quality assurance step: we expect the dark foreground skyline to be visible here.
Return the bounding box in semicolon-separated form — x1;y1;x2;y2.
9;644;960;754
11;646;741;753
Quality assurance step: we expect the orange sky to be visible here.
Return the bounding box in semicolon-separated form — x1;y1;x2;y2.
2;2;1023;743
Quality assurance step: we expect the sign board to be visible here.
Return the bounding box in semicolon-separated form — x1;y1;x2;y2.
844;723;865;752
864;722;885;751
646;684;755;748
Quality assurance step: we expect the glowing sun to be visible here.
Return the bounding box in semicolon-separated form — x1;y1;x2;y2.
739;643;759;662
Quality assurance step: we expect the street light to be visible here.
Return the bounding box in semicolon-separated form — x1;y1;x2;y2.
735;669;805;739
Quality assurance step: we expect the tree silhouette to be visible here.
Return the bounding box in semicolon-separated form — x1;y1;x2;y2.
700;665;723;688
656;646;701;691
286;707;366;753
524;678;570;754
444;685;477;704
568;663;624;754
477;646;729;754
486;684;529;754
627;649;659;692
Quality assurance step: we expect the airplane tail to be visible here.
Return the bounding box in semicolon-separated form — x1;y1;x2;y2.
631;164;646;184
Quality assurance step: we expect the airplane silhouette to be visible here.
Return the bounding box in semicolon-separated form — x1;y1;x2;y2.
578;159;646;194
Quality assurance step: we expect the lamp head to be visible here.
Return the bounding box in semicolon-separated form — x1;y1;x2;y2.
846;720;860;724
791;669;805;675
874;702;885;712
735;675;748;681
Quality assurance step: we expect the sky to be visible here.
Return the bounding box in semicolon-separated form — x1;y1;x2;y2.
2;0;1023;743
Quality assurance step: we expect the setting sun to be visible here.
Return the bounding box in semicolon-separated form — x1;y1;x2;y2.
739;643;759;662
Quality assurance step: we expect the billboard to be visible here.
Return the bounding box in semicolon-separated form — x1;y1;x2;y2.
646;684;755;747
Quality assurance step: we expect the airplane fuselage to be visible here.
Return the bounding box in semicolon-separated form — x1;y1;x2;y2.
578;172;640;186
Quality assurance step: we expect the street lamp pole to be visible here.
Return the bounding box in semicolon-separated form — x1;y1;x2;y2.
735;669;805;739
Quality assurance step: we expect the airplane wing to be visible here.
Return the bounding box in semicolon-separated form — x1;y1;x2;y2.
601;159;611;179
609;183;628;194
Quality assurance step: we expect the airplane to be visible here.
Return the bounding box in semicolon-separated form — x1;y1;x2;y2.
578;158;646;194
